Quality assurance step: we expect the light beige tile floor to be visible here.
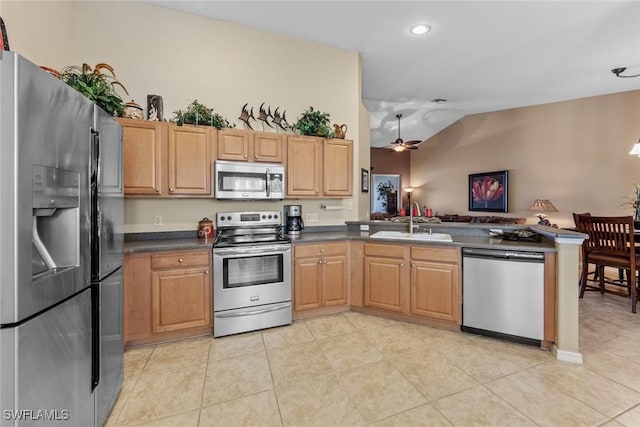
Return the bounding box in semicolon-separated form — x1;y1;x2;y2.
106;291;640;426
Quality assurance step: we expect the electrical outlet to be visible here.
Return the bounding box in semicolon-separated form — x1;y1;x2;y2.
306;213;319;223
360;224;370;231
153;215;163;226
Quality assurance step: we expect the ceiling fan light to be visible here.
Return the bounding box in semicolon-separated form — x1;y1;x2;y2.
410;24;430;35
393;145;405;152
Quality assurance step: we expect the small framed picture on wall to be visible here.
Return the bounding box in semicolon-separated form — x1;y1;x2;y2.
361;168;369;193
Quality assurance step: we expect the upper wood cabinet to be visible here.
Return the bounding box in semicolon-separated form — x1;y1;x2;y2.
167;125;212;195
217;129;285;163
287;136;353;198
323;139;353;196
287;136;322;196
121;119;163;195
118;118;215;197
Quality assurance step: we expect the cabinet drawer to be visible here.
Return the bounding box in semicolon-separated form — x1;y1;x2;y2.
364;243;404;258
295;242;347;258
151;251;210;269
410;246;459;263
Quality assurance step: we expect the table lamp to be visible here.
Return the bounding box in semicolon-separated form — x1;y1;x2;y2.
528;198;558;226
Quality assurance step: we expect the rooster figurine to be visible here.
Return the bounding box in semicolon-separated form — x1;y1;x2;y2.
238;103;255;130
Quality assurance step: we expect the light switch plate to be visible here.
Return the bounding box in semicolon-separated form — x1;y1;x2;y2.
360;224;370;231
306;213;319;223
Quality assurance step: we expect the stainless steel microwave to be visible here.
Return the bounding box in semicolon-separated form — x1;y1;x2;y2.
214;160;286;200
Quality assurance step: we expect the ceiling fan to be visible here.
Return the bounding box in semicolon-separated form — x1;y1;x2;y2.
385;113;423;152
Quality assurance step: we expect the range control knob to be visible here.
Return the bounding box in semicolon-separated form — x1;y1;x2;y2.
226;216;232;221
262;215;266;219
219;217;225;221
274;214;278;219
268;215;272;219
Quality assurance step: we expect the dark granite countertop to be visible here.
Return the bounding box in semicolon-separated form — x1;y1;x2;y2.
124;231;556;255
124;238;213;254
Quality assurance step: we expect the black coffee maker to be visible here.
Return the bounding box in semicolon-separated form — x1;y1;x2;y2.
284;205;304;235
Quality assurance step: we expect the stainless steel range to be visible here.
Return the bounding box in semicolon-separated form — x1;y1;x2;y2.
213;211;292;337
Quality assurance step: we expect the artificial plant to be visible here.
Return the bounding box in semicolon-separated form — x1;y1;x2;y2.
291;106;335;138
172;99;233;129
60;63;128;117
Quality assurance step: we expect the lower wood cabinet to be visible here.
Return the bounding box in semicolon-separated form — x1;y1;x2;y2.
293;242;349;314
409;246;460;323
363;243;405;312
363;242;461;324
124;249;212;347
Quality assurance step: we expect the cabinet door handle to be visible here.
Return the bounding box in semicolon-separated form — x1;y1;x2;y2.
169;187;175;192
204;269;209;275
320;248;324;253
255;155;259;159
178;258;183;263
411;263;416;268
400;262;404;267
155;188;160;193
244;154;248;159
323;259;327;264
318;259;322;264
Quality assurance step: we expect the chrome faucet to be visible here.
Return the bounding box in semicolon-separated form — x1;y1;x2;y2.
409;202;421;234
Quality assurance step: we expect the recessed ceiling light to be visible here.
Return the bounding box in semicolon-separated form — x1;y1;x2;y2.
410;24;430;35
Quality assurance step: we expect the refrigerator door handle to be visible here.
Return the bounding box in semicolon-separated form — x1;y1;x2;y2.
90;128;101;281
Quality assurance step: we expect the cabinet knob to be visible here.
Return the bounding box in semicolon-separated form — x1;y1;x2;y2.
178;258;183;263
244;154;248;159
205;269;209;275
324;259;327;264
411;263;416;268
255;155;258;159
155;188;160;193
169;187;174;192
318;259;323;264
400;262;404;267
320;248;324;253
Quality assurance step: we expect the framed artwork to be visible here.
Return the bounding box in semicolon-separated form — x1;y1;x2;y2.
371;174;401;215
469;170;508;212
361;168;369;193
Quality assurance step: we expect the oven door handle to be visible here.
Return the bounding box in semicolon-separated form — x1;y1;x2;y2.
214;246;291;256
215;302;291;318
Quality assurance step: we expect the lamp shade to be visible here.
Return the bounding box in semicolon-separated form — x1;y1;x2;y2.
527;198;558;212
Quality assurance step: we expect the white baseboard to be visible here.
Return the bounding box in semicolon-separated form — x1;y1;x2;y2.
552;345;583;364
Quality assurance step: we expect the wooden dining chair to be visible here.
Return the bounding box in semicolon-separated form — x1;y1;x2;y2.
574;212;596;288
578;215;638;313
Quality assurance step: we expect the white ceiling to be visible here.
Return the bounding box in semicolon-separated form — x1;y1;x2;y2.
145;1;640;147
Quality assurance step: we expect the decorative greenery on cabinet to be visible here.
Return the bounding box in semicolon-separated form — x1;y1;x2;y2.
61;63;128;117
172;99;234;129
292;106;335;138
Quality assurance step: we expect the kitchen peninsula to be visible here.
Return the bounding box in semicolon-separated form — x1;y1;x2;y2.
124;220;586;363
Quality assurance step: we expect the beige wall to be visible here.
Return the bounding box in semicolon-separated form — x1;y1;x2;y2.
4;1;365;232
411;90;640;228
1;0;76;69
370;148;411;210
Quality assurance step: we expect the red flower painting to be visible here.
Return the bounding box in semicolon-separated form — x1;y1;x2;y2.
468;171;508;212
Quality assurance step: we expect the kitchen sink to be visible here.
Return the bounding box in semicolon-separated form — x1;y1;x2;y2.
369;230;453;242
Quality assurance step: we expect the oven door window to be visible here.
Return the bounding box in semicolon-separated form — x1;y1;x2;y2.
218;172;266;192
223;253;283;288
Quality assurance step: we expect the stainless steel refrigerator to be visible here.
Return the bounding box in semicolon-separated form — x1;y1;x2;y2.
0;52;124;426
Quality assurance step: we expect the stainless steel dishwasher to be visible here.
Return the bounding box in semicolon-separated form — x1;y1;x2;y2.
462;247;545;344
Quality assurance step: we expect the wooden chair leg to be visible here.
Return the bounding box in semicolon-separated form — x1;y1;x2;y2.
598;265;605;294
631;268;637;313
579;260;589;298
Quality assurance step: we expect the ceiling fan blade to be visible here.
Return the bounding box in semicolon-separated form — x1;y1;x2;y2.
405;145;419;150
403;140;423;145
